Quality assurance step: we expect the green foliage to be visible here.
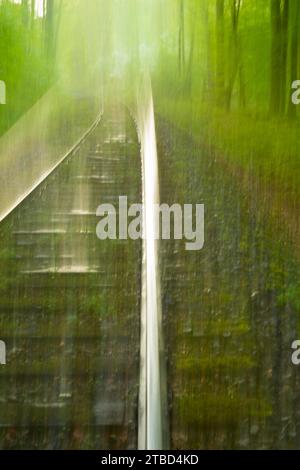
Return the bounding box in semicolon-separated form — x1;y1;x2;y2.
277;282;300;313
0;1;56;136
152;1;300;253
176;394;272;425
176;354;256;373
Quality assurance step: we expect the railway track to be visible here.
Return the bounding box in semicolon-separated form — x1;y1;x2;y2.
0;106;142;449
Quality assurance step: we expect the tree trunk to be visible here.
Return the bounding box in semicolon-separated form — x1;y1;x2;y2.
202;0;212;100
45;0;54;58
287;0;299;118
178;0;185;76
31;0;35;24
269;0;282;115
21;0;30;27
185;18;195;94
216;0;225;105
280;0;289;114
225;0;243;110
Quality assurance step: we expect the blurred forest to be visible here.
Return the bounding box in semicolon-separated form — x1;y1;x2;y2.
157;0;300;116
152;0;300;255
0;0;298;242
0;0;61;135
0;0;299;450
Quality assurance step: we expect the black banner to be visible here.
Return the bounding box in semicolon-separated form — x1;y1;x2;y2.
0;450;299;466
